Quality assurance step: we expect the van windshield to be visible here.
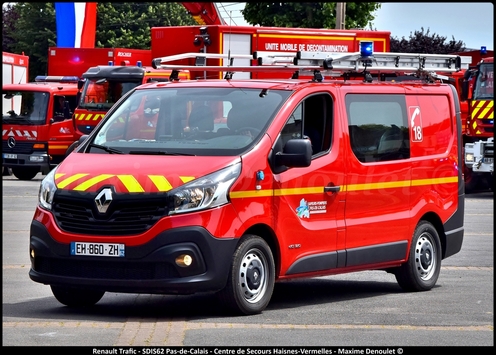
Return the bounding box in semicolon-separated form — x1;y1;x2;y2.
90;87;290;156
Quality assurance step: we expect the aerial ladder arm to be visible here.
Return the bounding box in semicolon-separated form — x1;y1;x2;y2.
181;2;227;25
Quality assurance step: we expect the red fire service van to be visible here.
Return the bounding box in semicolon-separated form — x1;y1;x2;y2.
29;44;466;315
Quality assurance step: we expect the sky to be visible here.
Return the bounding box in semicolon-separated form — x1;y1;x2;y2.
215;2;494;50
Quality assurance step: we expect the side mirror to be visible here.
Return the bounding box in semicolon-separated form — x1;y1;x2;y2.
275;139;312;167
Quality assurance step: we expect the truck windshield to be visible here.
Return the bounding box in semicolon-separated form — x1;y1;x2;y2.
90;87;290;156
78;79;142;110
473;62;494;100
2;91;49;124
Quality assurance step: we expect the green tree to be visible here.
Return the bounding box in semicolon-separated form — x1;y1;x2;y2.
2;3;22;52
241;2;381;29
390;27;466;53
3;3;57;80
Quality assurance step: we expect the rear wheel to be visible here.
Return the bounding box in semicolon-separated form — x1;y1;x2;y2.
395;221;441;292
12;167;39;180
51;285;105;307
217;235;275;315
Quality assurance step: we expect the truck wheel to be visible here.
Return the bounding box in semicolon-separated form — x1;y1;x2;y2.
217;235;275;315
2;166;12;176
51;285;105;307
11;167;40;181
394;221;441;292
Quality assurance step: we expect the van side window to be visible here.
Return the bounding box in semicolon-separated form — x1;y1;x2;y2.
346;94;410;162
280;94;332;156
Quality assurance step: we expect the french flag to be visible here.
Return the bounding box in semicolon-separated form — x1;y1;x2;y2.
55;2;97;48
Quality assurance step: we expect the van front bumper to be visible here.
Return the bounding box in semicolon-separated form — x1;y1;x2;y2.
29;220;238;294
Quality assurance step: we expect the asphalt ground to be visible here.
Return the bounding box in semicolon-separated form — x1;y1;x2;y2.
2;172;493;349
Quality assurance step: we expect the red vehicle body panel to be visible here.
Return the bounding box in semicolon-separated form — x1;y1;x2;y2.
47;47;153;77
36;79;461;273
151;25;390;80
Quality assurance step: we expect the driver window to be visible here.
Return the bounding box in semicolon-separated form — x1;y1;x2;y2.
280;93;332;156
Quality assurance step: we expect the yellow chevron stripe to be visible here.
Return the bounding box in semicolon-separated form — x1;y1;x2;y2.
180;176;195;183
149;175;173;192
73;174;114;191
57;173;90;188
117;175;144;193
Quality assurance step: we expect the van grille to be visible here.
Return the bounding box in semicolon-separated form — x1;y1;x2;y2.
52;190;169;236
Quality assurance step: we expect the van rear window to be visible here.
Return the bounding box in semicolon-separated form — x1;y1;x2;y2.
346;94;410;163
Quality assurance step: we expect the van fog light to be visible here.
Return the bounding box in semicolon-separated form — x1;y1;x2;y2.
175;254;193;267
30;248;35;259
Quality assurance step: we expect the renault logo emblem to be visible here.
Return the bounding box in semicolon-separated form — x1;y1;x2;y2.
7;137;16;148
95;188;113;214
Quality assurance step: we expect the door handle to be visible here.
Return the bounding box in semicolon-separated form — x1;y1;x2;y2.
324;185;340;193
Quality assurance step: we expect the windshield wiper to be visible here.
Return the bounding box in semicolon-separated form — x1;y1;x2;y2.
88;143;123;154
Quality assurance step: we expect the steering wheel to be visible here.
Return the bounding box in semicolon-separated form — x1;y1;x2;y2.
235;127;261;137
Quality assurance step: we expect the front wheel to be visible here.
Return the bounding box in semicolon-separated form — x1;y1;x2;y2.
12;166;39;180
394;221;441;292
51;285;105;307
217;235;275;315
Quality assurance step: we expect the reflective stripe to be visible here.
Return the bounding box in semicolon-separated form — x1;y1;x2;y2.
73;174;114;191
149;175;173;192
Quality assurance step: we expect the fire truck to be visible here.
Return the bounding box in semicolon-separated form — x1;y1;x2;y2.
2;51;29;176
2;76;80;180
70;63;190;150
151;25;391;80
2;47;159;180
461;55;494;192
47;46;153;77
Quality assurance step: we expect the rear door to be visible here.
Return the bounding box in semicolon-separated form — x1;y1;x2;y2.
343;88;412;267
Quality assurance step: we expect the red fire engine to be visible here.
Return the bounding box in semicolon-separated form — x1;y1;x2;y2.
151;25;390;80
2;76;80;180
72;63;190;140
461;55;494;191
2;51;29;176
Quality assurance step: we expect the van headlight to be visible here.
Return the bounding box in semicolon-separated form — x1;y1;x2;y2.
39;168;57;211
168;163;241;215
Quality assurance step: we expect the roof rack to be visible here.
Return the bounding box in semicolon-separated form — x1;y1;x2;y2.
151;50;472;82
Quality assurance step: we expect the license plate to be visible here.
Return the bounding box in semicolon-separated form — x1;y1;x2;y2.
70;242;125;257
3;153;17;159
483;157;493;164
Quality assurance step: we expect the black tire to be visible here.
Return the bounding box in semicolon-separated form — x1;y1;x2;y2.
12;167;40;181
2;166;12;176
51;285;105;307
395;221;441;292
217;235;275;315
